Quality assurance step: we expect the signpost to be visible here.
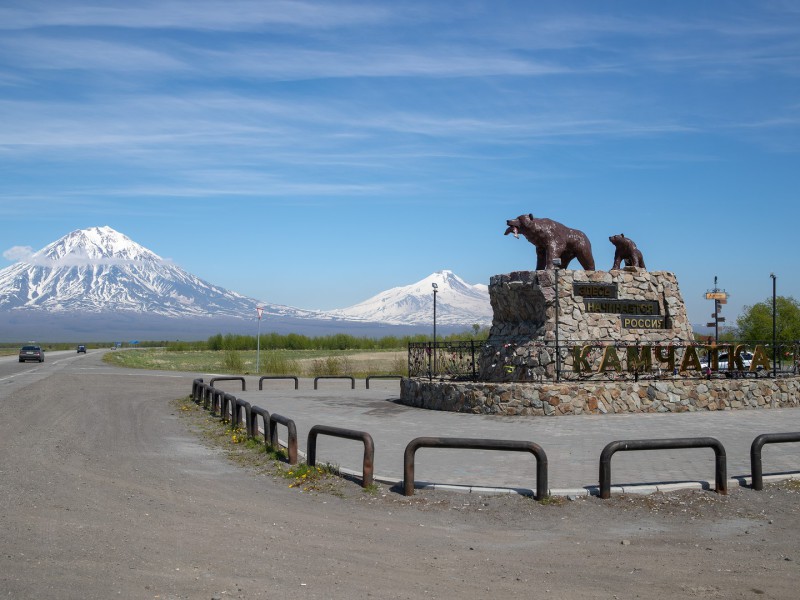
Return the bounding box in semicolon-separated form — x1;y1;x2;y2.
704;292;727;300
704;277;729;345
256;307;264;374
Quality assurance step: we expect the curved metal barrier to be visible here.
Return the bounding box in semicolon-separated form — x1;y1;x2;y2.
233;398;252;435
307;425;374;488
220;392;237;423
365;375;403;389
259;376;299;390
269;413;298;465
191;378;204;402
209;376;246;391
314;376;355;390
249;406;271;444
202;383;214;410
403;437;548;499
193;381;209;406
599;437;728;499
210;388;225;415
184;382;800;499
750;432;800;491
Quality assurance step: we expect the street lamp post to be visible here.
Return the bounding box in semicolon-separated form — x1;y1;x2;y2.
256;306;264;374
432;282;438;380
771;274;777;377
714;298;720;344
552;258;561;383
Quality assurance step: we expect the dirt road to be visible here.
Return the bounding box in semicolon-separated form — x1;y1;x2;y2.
1;353;797;599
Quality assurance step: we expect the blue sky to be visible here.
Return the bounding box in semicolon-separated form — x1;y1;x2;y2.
1;0;798;326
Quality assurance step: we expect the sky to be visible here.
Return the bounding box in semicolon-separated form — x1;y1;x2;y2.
1;0;798;327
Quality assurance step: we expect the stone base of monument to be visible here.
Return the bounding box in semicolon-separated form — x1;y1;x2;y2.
400;376;800;416
400;269;800;416
479;268;694;382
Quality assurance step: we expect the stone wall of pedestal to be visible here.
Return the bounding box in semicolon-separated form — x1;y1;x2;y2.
400;376;800;416
478;268;694;382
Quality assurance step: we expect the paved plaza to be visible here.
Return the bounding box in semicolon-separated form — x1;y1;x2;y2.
213;376;800;496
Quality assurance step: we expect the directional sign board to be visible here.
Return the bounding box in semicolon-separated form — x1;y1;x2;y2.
705;292;728;300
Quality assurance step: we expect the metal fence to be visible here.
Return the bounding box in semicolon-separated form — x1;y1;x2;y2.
408;341;480;381
189;379;800;497
409;340;800;383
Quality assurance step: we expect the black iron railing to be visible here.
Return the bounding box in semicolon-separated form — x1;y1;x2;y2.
408;341;481;381
409;340;800;383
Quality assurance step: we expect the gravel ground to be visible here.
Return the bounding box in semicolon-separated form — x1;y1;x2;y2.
1;358;798;599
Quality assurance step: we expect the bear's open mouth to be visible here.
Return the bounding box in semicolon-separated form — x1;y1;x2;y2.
504;225;519;239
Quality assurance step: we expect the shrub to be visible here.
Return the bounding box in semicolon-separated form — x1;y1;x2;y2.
308;356;354;377
389;354;408;376
222;350;244;372
260;353;300;375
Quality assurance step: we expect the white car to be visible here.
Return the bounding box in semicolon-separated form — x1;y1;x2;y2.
701;351;753;371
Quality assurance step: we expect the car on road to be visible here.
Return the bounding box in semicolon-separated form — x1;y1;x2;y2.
19;345;45;363
700;350;754;371
77;345;86;353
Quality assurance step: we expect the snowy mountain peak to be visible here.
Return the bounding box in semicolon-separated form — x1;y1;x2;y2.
328;270;491;326
0;227;491;329
34;226;162;266
0;226;253;317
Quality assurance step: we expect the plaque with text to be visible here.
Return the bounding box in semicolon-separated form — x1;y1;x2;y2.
584;299;660;315
621;315;666;329
573;282;617;299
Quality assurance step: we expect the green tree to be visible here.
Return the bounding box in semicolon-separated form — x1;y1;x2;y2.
735;296;800;343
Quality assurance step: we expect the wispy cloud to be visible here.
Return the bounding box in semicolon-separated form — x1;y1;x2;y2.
0;35;189;71
0;0;393;31
3;245;35;262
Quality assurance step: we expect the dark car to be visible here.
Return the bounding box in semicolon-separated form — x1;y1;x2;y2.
77;345;86;353
19;345;44;363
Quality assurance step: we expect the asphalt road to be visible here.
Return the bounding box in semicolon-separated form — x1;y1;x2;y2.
2;351;798;599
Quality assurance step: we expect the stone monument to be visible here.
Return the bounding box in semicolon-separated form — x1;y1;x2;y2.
479;268;694;382
399;214;799;416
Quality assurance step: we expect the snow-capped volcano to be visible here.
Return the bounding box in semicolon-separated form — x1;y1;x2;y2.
0;227;491;338
0;226;266;318
329;270;491;326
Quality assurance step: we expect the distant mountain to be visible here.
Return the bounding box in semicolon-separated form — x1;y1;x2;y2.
0;226;321;321
0;227;491;340
329;270;491;326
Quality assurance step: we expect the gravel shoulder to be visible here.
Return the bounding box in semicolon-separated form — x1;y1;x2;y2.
1;365;798;599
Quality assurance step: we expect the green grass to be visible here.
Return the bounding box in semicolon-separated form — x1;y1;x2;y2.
174;395;349;496
103;347;407;377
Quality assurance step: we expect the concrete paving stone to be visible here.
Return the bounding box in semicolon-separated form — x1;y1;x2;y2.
218;376;800;494
620;485;659;495
656;481;704;493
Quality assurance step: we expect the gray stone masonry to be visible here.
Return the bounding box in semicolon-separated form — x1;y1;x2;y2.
479;268;694;381
401;376;800;416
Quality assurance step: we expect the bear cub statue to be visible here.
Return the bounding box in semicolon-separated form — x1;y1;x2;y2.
505;213;595;271
609;234;646;270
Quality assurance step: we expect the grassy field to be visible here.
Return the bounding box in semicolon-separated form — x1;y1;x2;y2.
102;347;407;377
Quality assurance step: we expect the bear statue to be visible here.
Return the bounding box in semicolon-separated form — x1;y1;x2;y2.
504;213;595;271
609;233;646;270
